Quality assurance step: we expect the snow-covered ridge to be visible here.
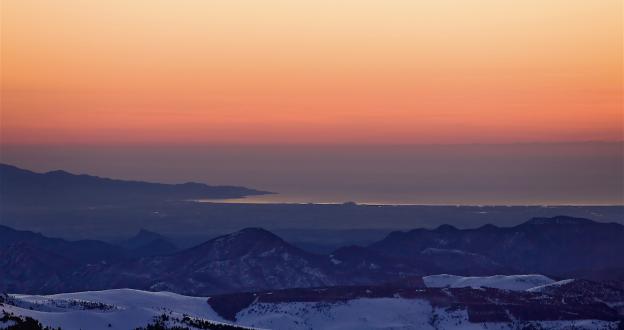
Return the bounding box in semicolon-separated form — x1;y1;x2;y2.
2;276;622;330
423;274;556;291
1;289;249;330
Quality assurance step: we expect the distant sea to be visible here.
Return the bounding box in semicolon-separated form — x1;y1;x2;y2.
197;194;623;206
2;142;623;205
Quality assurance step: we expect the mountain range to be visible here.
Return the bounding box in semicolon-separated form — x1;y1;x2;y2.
369;215;624;276
1;215;623;295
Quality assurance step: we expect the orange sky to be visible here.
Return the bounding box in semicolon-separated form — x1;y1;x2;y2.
1;0;622;145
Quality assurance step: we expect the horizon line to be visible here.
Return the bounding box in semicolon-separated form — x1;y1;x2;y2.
1;140;623;148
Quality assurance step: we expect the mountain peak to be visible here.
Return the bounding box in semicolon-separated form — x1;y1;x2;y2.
522;216;596;226
45;169;73;176
135;228;164;239
121;229;178;257
189;227;286;254
179;227;317;277
228;227;282;241
477;224;499;230
435;224;458;232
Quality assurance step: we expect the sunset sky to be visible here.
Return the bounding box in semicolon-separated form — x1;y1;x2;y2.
2;0;622;145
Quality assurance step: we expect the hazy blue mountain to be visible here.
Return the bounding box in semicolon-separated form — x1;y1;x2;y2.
0;225;125;264
1;216;622;295
0;163;271;206
0;225;126;293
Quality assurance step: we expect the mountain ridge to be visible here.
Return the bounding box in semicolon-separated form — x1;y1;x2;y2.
0;163;272;206
1;215;623;295
369;215;624;276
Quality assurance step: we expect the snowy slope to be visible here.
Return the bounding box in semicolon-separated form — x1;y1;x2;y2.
527;279;576;292
423;274;555;291
1;289;237;330
2;284;621;330
234;298;617;330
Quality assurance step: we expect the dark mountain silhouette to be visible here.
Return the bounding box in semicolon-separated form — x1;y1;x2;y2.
0;216;622;295
0;225;125;264
0;242;75;294
0;225;126;293
327;245;429;283
120;229;178;257
528;278;624;316
0;163;271;206
369;215;624;276
67;228;338;295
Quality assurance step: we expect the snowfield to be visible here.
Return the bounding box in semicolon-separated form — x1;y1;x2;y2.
1;276;621;330
423;274;556;291
1;289;235;330
236;298;617;330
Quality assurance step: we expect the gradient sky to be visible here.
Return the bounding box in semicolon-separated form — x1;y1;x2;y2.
2;0;622;145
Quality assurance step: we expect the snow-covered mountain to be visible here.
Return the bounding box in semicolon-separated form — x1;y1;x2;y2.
2;276;623;330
